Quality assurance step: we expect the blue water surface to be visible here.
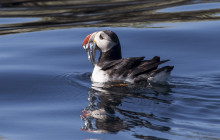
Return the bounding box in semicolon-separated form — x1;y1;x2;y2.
0;1;220;140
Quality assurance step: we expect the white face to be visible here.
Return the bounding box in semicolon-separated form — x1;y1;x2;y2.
94;31;117;52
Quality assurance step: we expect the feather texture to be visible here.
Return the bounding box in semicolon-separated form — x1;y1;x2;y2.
96;56;174;83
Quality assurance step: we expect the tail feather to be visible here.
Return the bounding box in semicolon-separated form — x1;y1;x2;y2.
147;66;174;83
151;66;174;76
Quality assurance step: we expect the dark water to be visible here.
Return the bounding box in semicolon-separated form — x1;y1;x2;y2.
0;0;220;140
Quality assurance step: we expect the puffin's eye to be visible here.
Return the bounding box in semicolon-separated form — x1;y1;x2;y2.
99;34;104;40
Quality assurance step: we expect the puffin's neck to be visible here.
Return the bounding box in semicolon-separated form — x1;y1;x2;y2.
97;44;122;65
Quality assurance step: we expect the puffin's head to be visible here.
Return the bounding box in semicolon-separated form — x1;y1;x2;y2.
82;30;120;66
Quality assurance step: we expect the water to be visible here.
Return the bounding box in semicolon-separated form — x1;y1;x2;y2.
0;0;220;140
158;2;220;12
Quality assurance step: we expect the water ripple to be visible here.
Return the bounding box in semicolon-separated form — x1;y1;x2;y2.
1;0;220;35
76;72;220;139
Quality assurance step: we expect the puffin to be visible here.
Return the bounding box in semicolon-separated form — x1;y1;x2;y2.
82;30;174;83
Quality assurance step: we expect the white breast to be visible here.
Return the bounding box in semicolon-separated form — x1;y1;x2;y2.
91;65;110;83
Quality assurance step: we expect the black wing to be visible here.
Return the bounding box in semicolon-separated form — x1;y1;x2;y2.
101;56;145;71
99;56;171;79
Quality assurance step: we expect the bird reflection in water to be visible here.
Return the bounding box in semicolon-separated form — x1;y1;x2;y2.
81;82;173;135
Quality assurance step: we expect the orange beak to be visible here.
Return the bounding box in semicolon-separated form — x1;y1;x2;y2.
82;32;97;67
82;33;92;49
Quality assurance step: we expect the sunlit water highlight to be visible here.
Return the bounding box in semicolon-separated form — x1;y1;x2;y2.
158;2;220;13
0;18;40;25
